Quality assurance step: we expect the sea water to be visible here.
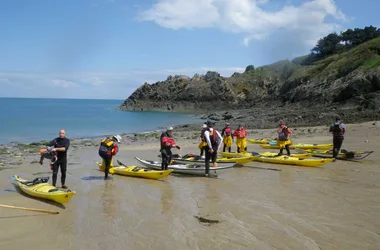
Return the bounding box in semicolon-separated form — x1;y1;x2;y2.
0;98;201;144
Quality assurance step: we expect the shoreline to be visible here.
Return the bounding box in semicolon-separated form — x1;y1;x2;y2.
1;120;378;170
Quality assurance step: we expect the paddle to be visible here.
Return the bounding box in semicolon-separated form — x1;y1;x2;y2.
0;204;59;215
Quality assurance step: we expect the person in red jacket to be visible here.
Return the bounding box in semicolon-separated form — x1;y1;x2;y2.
221;123;233;152
233;124;248;153
98;135;121;180
160;127;180;170
277;121;293;156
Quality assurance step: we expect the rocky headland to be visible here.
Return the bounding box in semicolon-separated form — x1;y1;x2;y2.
118;37;380;130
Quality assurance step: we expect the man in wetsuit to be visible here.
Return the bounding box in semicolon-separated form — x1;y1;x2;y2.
329;116;347;159
160;127;180;170
203;121;222;177
48;129;70;188
98;135;121;180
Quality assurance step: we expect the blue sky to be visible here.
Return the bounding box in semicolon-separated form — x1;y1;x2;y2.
0;0;379;99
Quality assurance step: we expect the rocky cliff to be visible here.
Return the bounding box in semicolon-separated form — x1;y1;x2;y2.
118;38;380;127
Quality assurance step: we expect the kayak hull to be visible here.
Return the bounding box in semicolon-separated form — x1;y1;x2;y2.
302;150;374;161
96;162;173;180
134;157;234;176
260;143;333;150
11;175;75;204
247;139;276;144
252;156;334;167
172;156;255;165
220;151;313;159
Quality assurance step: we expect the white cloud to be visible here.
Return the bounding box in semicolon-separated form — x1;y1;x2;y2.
139;0;348;46
52;79;77;88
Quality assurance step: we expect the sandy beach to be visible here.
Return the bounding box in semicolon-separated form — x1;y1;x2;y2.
0;121;379;250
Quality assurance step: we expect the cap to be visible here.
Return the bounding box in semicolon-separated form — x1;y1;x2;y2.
113;135;122;143
225;122;230;126
167;126;173;131
206;120;214;127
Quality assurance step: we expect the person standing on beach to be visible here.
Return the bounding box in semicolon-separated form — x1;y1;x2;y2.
221;122;233;152
277;121;293;156
98;135;121;180
329;116;347;159
48;129;70;188
160;127;180;170
233;124;248;153
199;123;208;157
203;121;222;177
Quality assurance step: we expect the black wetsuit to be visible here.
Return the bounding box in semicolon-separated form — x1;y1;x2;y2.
48;137;70;187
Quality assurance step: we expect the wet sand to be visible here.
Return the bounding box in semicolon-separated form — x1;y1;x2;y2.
0;122;379;250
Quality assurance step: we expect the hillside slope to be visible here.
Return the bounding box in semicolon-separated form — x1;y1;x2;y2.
119;38;380;114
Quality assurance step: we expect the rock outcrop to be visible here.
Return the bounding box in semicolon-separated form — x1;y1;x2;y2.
118;38;380;116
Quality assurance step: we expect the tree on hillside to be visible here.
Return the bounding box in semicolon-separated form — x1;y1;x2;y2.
341;26;380;48
311;32;342;58
245;65;255;73
304;26;380;64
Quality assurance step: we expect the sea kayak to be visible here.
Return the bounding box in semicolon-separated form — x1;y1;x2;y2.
302;149;374;161
260;143;333;150
11;175;75;204
134;157;234;176
247;138;277;144
251;155;334;167
172;155;254;165
219;151;312;159
97;161;173;180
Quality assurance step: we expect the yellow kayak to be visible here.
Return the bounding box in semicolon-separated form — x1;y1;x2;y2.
97;161;173;180
11;175;75;204
260;143;333;150
247;138;276;144
220;151;312;159
252;155;334;167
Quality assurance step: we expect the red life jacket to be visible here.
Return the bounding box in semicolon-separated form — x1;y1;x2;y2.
224;127;231;136
332;122;344;136
204;129;218;147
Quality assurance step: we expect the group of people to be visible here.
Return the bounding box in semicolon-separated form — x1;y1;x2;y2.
40;116;347;186
199;122;249;155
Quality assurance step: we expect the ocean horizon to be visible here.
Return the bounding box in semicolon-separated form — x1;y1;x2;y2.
0;97;202;144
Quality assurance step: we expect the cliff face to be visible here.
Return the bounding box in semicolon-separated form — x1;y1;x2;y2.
119;38;380;113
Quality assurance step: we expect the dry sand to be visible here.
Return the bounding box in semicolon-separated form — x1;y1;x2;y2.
0;121;379;250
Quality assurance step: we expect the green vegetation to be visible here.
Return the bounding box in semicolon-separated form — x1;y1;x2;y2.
0;148;10;155
307;26;380;64
227;26;380;96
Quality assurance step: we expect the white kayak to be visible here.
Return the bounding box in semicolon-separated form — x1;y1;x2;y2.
134;157;234;177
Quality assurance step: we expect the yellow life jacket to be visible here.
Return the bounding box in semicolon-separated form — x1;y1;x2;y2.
100;137;114;153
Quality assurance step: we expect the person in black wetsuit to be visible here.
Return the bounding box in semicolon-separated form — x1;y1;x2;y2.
160;127;180;170
203;121;222;177
98;135;121;180
48;129;70;188
329;116;347;159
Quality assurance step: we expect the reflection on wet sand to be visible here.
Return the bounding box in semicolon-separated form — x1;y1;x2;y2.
160;183;173;215
101;180;117;220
